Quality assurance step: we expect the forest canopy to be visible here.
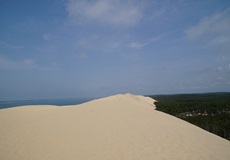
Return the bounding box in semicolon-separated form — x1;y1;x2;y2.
150;92;230;141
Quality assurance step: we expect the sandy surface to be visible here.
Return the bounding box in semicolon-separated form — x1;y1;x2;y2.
1;93;230;160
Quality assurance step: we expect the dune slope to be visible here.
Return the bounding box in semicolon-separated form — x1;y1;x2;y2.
0;94;230;160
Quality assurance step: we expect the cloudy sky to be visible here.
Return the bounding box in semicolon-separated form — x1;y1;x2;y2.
0;0;230;100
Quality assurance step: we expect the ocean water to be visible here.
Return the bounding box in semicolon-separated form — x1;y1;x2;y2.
0;98;94;109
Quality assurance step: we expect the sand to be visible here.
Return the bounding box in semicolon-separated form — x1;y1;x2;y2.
0;93;230;160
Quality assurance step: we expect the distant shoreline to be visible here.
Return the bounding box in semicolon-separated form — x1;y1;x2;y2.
2;92;229;109
0;98;94;109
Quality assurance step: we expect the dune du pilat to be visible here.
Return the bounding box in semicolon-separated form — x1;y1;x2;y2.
1;94;230;160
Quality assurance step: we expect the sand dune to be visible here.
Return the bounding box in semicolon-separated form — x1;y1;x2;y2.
1;93;230;160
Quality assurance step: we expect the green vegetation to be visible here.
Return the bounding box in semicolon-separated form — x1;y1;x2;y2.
149;92;230;141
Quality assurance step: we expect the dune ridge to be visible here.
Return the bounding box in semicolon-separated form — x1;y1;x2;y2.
0;94;230;160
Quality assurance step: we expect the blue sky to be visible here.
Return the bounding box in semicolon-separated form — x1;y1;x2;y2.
0;0;230;100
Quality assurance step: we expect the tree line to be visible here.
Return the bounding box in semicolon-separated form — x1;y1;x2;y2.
149;92;230;141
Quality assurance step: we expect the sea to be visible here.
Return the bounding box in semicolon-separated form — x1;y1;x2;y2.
0;98;94;109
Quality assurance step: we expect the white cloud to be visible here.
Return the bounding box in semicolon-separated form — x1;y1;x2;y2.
73;52;87;59
0;41;23;50
210;36;230;45
74;33;124;53
66;0;145;27
129;41;149;49
43;33;54;41
186;8;230;40
129;34;166;49
217;66;224;72
0;56;58;71
149;8;166;20
0;57;37;70
23;59;37;68
217;64;230;73
0;57;19;70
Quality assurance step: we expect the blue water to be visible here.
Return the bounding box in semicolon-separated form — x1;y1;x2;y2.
0;98;94;109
